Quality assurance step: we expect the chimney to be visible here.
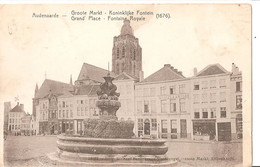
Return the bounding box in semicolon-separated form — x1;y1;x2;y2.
164;64;171;67
232;63;240;75
20;104;24;111
193;68;198;76
139;70;144;82
70;75;73;85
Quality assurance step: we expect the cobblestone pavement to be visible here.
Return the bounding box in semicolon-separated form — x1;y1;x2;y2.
4;136;243;167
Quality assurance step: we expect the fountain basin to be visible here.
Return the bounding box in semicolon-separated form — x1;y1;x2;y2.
48;135;177;166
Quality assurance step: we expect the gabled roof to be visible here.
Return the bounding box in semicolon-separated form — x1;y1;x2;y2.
10;104;25;113
74;84;100;96
142;64;185;83
197;64;230;77
115;72;138;81
35;79;73;99
77;63;115;83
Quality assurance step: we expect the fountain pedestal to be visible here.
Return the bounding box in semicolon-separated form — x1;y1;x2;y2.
48;74;176;166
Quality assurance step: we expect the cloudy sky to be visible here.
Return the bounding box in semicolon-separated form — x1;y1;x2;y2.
0;4;251;114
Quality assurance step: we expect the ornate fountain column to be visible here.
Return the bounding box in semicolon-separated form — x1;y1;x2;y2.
47;73;177;166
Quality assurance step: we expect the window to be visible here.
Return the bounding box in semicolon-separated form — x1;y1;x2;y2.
81;107;84;116
70;110;73;118
171;120;177;139
202;81;208;89
210;108;216;118
193;94;199;103
151;100;156;113
236;95;242;109
220;92;226;102
144;101;149;113
220;107;226;118
170;86;176;94
137;101;142;113
66;110;69;118
62;101;65;108
210;80;216;88
160;86;166;95
194;112;200;118
81;100;83;104
194;82;199;90
150;88;156;96
143;88;149;96
179;84;185;93
202;109;208;118
133;50;136;60
77;107;80;116
180;99;186;112
151;119;157;131
161;100;167;113
161;120;168;133
236;82;242;92
170;100;176;113
202;93;208;103
210;93;216;103
219;79;226;88
138;119;143;130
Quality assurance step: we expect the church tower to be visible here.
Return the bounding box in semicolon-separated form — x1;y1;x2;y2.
112;19;142;80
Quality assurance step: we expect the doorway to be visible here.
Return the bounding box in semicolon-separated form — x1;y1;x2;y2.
144;119;150;135
217;122;231;141
180;119;187;138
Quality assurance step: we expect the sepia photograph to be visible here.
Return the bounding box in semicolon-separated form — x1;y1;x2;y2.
0;4;251;167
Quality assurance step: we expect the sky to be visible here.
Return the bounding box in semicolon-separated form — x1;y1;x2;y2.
0;4;251;114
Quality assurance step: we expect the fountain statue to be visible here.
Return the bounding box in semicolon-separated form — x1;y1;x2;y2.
48;73;176;166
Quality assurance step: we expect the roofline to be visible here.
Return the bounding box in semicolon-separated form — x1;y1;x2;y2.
196;63;230;77
136;77;191;85
191;72;231;79
136;72;231;85
142;66;185;83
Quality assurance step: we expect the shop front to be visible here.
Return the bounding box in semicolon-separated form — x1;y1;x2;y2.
59;120;74;134
192;119;216;141
137;118;158;139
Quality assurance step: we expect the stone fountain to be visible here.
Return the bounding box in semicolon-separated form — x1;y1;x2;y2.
48;73;176;166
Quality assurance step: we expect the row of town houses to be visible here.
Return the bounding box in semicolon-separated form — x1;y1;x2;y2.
5;19;243;141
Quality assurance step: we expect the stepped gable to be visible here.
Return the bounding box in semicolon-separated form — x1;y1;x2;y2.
35;79;73;99
197;64;230;77
142;64;185;83
77;63;115;83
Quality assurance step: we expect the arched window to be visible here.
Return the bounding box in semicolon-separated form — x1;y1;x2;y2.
116;48;119;59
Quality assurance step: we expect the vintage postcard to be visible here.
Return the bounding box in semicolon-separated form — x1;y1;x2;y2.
0;4;251;167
